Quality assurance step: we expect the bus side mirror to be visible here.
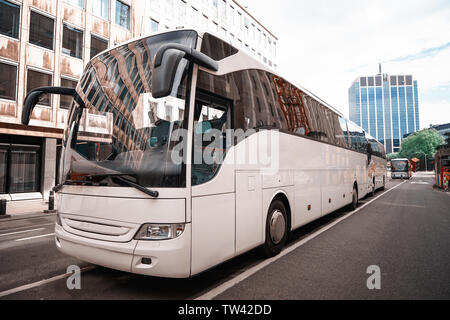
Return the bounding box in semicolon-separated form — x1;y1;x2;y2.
151;43;218;99
22;87;76;125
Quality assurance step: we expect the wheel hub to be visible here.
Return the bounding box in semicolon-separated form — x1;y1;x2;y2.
270;210;286;245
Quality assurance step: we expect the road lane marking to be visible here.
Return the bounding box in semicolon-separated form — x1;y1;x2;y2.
14;233;55;242
0;266;96;298
376;202;425;208
0;223;55;234
195;181;407;300
0;228;45;237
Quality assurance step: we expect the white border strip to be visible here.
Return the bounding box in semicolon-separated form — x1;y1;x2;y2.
14;233;55;242
195;181;406;300
0;228;45;237
0;266;96;298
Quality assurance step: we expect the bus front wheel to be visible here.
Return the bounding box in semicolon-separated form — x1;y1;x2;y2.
262;199;288;258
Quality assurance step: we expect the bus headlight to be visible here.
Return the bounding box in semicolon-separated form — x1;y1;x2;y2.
135;224;185;241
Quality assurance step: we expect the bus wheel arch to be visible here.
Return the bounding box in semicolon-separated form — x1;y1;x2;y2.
350;181;358;210
262;192;291;258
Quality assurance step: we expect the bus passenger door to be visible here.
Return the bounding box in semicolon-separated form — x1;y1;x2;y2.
191;91;236;275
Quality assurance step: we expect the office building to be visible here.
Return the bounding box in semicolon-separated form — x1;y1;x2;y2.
349;69;420;154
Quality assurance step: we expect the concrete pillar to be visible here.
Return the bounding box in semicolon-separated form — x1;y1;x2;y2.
42;138;57;200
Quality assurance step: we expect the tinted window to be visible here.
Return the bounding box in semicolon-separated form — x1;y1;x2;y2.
390;76;397;86
60;78;78;109
29;11;54;50
201;33;238;61
375;76;382;86
348;121;367;152
62;24;83;59
338;117;349;147
0;0;20;39
90;35;108;59
198;69;351;149
27;70;52;106
360;77;367;87
0;62;17;100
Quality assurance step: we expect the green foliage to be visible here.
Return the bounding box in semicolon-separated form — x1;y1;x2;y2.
398;129;444;159
387;153;400;161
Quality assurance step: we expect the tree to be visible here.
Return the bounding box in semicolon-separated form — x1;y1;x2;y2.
398;129;444;160
387;152;400;161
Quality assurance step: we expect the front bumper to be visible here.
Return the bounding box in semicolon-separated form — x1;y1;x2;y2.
391;172;410;179
55;223;192;278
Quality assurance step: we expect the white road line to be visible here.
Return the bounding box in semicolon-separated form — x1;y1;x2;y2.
195;181;407;300
14;233;55;242
0;266;96;298
0;228;45;237
0;223;55;234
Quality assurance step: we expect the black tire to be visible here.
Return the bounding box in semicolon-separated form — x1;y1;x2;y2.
371;178;376;196
381;176;386;190
262;199;288;258
350;185;358;211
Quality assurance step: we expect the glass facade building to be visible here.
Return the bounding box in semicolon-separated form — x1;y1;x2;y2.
349;74;420;154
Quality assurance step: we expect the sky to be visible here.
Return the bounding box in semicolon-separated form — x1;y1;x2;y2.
239;0;450;129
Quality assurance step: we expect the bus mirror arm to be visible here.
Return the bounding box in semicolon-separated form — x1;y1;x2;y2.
152;43;218;99
22;87;77;125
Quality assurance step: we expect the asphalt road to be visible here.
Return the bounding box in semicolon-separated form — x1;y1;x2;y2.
1;173;449;300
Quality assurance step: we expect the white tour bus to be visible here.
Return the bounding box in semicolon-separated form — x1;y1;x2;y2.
22;29;387;278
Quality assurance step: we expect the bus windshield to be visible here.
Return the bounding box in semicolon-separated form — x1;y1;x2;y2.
391;160;409;172
62;30;197;189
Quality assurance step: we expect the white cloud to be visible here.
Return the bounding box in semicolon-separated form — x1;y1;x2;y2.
238;0;450;128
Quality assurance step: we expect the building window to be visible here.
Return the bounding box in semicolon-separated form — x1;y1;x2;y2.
91;0;109;20
27;69;52;106
115;0;130;30
65;0;85;9
390;76;397;86
0;140;42;194
60;78;78;109
150;18;159;33
360;77;367;87
0;0;20;39
62;24;83;59
0;62;17;101
90;34;108;58
29;11;54;50
405;75;412;86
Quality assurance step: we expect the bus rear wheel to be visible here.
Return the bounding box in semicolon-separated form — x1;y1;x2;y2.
350;185;358;211
262;199;288;258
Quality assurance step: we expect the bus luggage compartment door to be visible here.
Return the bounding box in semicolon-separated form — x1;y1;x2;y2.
235;172;263;255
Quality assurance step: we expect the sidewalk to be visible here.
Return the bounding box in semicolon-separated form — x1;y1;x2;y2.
1;199;50;220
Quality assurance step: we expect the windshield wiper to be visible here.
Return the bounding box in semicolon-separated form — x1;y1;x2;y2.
111;176;159;198
53;180;96;192
54;174;159;198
